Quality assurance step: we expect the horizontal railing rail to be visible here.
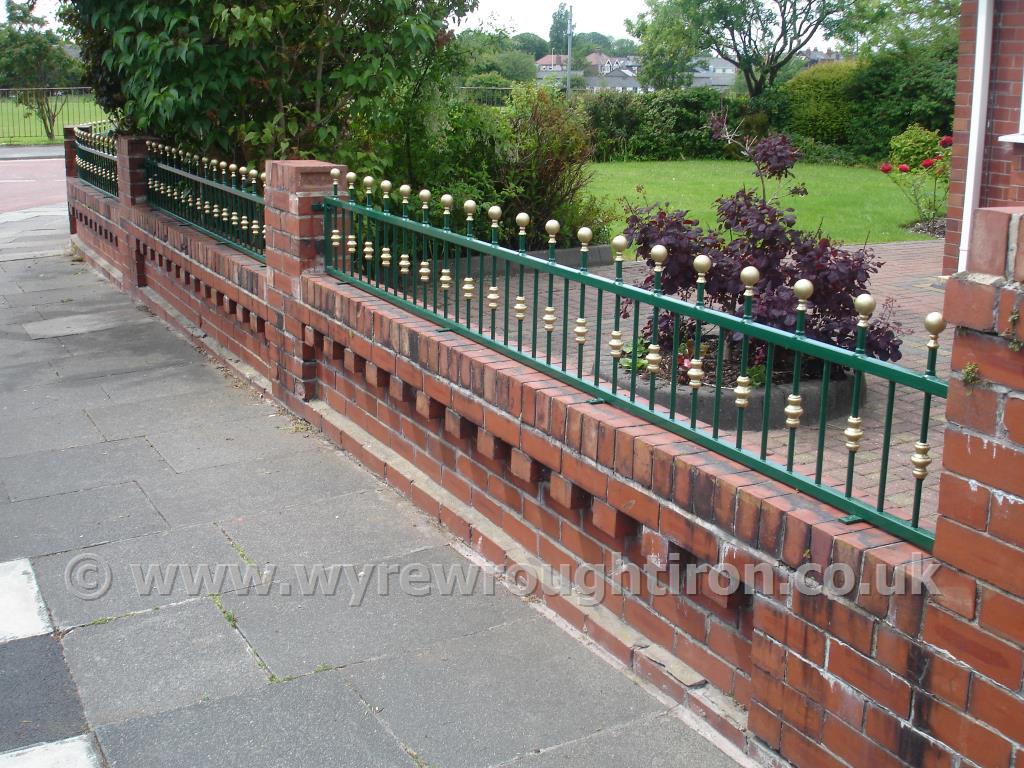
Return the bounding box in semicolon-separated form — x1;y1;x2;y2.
322;173;948;550
144;143;266;262
1;87;105;143
73;123;118;197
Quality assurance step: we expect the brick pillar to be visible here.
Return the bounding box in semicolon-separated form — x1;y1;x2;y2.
63;125;82;234
930;205;1024;759
262;160;346;406
116;135;150;207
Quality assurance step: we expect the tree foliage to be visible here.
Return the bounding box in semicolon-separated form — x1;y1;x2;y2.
511;31;548;59
549;3;570;55
629;0;849;97
0;1;82;140
836;0;960;52
784;61;859;146
60;0;476;160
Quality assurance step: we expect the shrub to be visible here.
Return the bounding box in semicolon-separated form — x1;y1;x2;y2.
624;127;903;365
498;85;614;248
630;87;731;160
784;61;860;146
888;124;941;167
881;129;951;226
786;133;866;166
846;39;956;158
581;90;643;162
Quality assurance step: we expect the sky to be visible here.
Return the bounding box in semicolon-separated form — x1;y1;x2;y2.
462;0;649;40
6;0;649;40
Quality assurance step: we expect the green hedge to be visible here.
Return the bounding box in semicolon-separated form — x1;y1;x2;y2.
784;61;860;146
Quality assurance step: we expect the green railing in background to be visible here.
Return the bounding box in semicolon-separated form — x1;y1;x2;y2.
321;172;948;550
74;123;118;197
458;86;514;107
1;87;106;144
144;143;266;263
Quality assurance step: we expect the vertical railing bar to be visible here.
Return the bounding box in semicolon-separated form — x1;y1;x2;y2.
760;344;776;460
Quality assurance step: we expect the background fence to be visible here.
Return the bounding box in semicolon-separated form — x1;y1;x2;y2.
1;87;105;145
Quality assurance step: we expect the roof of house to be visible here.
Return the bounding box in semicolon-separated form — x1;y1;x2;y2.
536;54;569;67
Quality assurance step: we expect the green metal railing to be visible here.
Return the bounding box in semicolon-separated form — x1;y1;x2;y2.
144;143;266;262
2;87;106;144
322;173;948;550
74;123;118;197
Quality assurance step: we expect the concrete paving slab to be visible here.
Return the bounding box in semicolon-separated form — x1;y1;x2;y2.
0;735;102;768
0;437;170;501
0;636;87;753
85;388;275;441
0;334;67;368
13;271;103;295
0;358;58;389
0;378;112;418
33;294;137;322
220;484;446;569
0;559;52;642
222;545;525;678
54;315;193;359
23;308;155;340
98;362;228;404
0;483;168;561
53;350;193;383
136;446;378;527
507;712;739;768
0;409;104;458
2;284;117;309
145;412;313;473
63;599;267;727
342;618;664;768
32;523;244;629
96;671;415;768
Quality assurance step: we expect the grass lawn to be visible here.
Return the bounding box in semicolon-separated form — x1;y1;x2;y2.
0;95;106;145
589;160;934;246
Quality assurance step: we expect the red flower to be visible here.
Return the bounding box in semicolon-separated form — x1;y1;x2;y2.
898;163;910;173
880;162;893;174
940;135;953;148
922;158;936;169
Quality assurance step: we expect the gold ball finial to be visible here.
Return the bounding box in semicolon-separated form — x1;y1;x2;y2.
793;279;814;301
399;184;412;200
464;200;478;218
612;235;628;256
363;176;375;191
441;194;454;211
855;293;876;318
249;169;258;180
219;161;228;171
419;189;432;205
516;212;531;229
330;168;341;180
488;205;502;223
578;227;593;246
546;220;560;237
924;312;946;336
380;180;393;196
693;255;712;275
740;266;761;287
651;245;668;266
346;171;357;186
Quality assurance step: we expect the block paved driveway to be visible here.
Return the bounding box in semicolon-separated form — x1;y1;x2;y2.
0;208;742;763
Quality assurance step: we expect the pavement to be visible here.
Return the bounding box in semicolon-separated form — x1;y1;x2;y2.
0;187;743;762
0;146;66;162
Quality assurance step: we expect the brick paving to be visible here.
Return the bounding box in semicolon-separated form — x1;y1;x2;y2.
392;237;949;531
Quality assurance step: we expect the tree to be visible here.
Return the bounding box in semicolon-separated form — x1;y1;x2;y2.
511;32;548;60
628;0;849;97
549;3;570;55
60;0;477;159
835;0;960;52
608;38;639;57
0;1;82;141
625;6;697;90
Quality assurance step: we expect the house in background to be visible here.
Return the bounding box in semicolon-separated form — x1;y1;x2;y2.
535;54;570;73
583;67;653;93
797;47;843;66
690;57;737;91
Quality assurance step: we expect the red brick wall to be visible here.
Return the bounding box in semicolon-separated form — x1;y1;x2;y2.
68;145;1024;768
946;0;1024;274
